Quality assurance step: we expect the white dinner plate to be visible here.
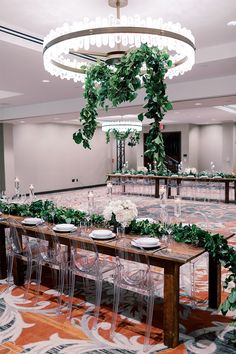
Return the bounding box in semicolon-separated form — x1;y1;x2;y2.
53;224;77;232
92;229;112;237
22;217;44;226
89;232;116;240
131;237;161;249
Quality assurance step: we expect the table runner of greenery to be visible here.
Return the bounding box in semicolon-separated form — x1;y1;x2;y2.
0;199;235;342
112;169;236;179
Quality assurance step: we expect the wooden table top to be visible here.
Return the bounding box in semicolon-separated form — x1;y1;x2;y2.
107;173;236;182
0;215;234;268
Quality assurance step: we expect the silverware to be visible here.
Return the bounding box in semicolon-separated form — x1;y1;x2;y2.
152;246;167;253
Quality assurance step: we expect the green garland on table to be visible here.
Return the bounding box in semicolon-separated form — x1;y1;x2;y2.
0;199;235;342
73;43;173;172
112;169;236;179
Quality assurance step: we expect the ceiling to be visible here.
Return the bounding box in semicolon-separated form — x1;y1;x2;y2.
0;0;236;126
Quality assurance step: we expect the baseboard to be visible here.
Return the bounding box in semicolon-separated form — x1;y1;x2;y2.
34;183;106;196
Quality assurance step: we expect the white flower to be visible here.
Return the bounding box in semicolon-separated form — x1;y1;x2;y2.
137;166;148;173
103;199;138;227
190;167;197;174
184;167;191;174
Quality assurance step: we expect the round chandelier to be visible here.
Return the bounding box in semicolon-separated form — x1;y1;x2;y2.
101;120;142;132
43;0;195;83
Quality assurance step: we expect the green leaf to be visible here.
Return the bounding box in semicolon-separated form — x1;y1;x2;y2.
138;113;144;122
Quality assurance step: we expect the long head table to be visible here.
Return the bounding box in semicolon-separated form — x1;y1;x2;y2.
107;173;236;203
0;215;234;348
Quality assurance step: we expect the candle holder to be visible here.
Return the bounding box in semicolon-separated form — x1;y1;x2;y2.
107;181;113;200
29;184;35;202
88;190;95;215
14;177;20;198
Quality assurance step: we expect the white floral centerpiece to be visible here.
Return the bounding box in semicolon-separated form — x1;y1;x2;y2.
184;167;197;175
103;199;138;227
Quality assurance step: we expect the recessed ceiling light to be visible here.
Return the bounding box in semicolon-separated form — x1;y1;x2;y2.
194;102;202;106
42;79;50;83
20;120;25;123
214;105;236;114
227;21;236;26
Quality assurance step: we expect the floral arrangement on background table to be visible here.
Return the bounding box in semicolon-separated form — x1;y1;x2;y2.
0;198;235;342
103;199;138;228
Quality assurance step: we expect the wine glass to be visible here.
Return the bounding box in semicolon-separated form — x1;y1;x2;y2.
174;196;182;220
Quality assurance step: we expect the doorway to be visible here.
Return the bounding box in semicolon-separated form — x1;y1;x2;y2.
144;131;181;172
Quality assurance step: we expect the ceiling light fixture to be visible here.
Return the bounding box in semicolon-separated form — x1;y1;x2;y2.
101;120;142;132
42;79;50;83
194;102;202;106
227;21;236;26
43;0;195;83
214;105;236;114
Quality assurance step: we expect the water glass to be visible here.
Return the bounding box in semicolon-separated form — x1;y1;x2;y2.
174;196;182;219
116;225;125;239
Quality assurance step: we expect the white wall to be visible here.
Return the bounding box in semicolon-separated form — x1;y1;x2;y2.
198;125;223;171
12;123;110;193
189;125;200;169
3;124;15;196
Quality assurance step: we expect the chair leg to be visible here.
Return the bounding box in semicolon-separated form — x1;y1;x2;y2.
7;253;14;287
110;282;121;338
144;293;154;352
57;264;66;314
67;270;75;320
33;262;42;304
93;278;102;328
25;258;33;300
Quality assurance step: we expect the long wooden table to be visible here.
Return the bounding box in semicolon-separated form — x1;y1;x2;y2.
0;216;233;348
107;173;236;203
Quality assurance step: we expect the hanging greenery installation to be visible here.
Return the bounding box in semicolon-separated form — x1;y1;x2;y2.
73;44;173;171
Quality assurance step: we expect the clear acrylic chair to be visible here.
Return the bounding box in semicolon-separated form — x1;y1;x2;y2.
6;217;40;298
6;218;67;310
67;233;115;328
110;237;163;352
177;206;209;303
34;224;67;310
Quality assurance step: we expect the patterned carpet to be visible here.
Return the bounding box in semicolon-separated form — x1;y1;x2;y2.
0;186;235;353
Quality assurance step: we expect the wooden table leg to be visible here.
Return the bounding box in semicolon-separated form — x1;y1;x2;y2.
0;224;7;279
155;179;160;198
163;262;180;348
208;255;221;308
177;180;181;195
234;181;236;204
225;181;229;203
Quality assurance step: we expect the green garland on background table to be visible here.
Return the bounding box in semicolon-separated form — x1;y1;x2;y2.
73;44;173;172
112;169;236;179
0;199;235;342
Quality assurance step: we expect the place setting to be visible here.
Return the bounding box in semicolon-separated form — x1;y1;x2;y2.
89;229;116;241
21;217;45;226
130;237;167;253
52;223;77;233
